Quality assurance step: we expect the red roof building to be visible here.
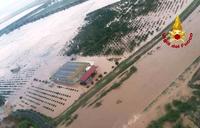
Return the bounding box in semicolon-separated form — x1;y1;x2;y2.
80;66;97;82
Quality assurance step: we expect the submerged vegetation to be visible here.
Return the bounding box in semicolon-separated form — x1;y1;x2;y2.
148;98;199;128
147;65;200;128
0;95;5;106
18;120;39;128
64;114;79;127
66;0;157;56
11;110;53;128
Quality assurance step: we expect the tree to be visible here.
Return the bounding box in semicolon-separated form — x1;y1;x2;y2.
0;95;5;106
115;61;119;65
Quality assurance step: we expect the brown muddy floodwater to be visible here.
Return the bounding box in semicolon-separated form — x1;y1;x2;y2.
66;6;200;128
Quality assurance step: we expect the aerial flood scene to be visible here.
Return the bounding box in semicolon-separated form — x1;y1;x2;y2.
0;0;199;128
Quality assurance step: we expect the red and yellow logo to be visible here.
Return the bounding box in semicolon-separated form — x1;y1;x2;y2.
162;16;193;48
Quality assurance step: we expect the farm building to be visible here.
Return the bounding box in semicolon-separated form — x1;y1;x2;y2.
80;65;97;85
51;62;90;85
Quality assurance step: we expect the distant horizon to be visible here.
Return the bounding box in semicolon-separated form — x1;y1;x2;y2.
0;0;37;23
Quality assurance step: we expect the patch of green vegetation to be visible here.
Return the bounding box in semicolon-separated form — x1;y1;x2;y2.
147;100;193;128
148;94;200;128
164;103;173;112
94;101;102;108
147;120;163;128
0;95;5;106
188;66;200;89
119;66;137;83
148;62;200;127
65;114;79;127
118;71;128;78
172;100;195;113
12;110;53;128
148;86;200;127
18;120;38;128
110;83;121;89
173;120;185;128
66;0;157;56
193;90;200;97
159;110;180;123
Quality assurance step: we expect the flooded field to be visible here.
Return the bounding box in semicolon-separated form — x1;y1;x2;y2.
66;5;200;128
